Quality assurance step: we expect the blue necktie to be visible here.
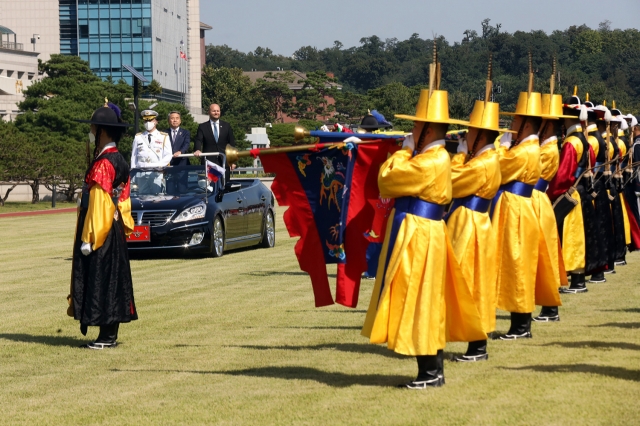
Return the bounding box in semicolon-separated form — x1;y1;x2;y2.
213;122;219;142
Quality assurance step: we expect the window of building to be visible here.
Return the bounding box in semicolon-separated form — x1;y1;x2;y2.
110;19;120;34
79;24;89;38
89;20;99;37
121;19;131;37
99;19;109;35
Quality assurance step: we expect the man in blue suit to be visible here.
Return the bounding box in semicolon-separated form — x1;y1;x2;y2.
166;111;191;166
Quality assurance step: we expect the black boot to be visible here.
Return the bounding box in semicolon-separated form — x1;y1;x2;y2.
495;312;532;340
604;263;616;274
533;306;559;322
588;272;606;283
454;340;488;362
84;323;119;350
560;273;588;294
614;257;627;266
398;354;444;389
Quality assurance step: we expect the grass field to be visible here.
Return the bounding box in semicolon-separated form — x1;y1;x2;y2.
0;201;76;213
1;207;639;425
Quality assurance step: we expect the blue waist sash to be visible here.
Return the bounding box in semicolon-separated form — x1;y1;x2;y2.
393;196;446;221
574;166;584;178
534;178;549;192
379;197;445;298
502;180;535;198
445;195;491;222
593;161;604;173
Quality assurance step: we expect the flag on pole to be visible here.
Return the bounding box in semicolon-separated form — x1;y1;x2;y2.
206;159;224;183
180;51;188;61
259;138;401;307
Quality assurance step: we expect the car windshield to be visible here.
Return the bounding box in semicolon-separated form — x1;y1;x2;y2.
130;166;221;197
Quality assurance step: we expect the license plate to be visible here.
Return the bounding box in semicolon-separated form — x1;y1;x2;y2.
127;224;150;242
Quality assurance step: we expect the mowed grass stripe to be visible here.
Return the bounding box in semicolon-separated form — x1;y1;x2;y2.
1;206;639;425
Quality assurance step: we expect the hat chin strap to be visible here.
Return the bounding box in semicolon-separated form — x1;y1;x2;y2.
416;122;431;153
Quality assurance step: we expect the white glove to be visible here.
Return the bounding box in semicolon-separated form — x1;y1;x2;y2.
81;242;92;256
457;137;468;154
343;136;362;143
499;132;512;148
401;134;415;151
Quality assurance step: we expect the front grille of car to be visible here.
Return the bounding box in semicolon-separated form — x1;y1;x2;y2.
132;210;176;227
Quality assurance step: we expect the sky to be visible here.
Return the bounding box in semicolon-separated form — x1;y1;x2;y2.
201;0;640;56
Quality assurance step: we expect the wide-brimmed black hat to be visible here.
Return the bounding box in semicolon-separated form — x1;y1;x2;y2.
77;104;131;127
358;110;392;130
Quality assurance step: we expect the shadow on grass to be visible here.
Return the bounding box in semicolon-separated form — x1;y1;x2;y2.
49;257;72;261
590;322;640;329
241;271;336;278
225;342;405;359
599;308;640;314
111;366;408;387
501;364;640;382
540;341;640;351
0;333;86;347
496;315;511;321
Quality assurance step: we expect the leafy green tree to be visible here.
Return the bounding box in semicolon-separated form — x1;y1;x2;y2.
290;71;337;121
253;71;295;123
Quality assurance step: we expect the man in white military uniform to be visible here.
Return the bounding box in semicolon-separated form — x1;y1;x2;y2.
131;110;172;194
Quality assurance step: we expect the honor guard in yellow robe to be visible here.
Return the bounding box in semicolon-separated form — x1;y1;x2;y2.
611;105;632;263
547;91;596;294
532;94;570;322
492;89;542;340
446;97;513;361
362;88;486;389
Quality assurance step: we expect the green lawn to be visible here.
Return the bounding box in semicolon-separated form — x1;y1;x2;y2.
0;201;76;213
1;208;639;425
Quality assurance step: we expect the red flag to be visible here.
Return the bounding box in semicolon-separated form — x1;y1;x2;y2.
180;51;188;61
335;141;399;307
260;139;400;308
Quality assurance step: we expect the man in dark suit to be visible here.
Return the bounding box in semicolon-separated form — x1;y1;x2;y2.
167;111;191;166
194;103;237;182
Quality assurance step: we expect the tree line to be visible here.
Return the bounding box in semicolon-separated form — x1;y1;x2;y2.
203;19;640;142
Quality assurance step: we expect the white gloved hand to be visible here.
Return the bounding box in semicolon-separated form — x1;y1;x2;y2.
457;137;468;154
499;132;512;148
401;134;415;151
81;242;92;256
343;136;362;143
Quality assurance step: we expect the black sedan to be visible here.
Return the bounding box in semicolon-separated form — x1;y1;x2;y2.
126;165;275;257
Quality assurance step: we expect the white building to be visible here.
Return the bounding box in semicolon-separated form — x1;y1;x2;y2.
0;26;40;121
245;127;271;169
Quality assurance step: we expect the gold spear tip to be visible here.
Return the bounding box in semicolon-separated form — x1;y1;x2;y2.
104;97;109;107
573;86;578;96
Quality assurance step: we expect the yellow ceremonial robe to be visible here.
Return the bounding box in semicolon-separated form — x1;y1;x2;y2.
81;185;135;250
446;147;500;334
558;133;586;272
493;137;541;314
362;143;486;356
531;140;564;307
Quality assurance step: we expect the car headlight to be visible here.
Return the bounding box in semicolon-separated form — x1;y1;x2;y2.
174;202;206;223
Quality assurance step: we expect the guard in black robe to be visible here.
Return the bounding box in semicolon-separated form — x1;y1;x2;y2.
70;103;137;349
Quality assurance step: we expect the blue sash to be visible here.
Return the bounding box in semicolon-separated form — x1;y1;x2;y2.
574;166;584;178
502;180;535;198
593;161;604;174
445;195;491;222
534;178;549;192
489;181;534;219
379;197;445;297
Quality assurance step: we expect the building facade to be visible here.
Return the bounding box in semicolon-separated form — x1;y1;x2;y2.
0;26;40;121
0;0;206;120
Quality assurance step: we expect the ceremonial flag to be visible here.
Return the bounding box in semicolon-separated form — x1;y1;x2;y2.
206;159;224;183
180;51;188;61
260;138;400;307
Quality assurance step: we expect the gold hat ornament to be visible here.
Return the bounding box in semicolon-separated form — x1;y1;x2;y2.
540;59;575;120
468;55;516;134
395;41;469;126
501;52;545;117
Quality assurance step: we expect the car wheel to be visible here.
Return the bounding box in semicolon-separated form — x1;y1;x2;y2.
211;216;225;257
259;210;275;248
